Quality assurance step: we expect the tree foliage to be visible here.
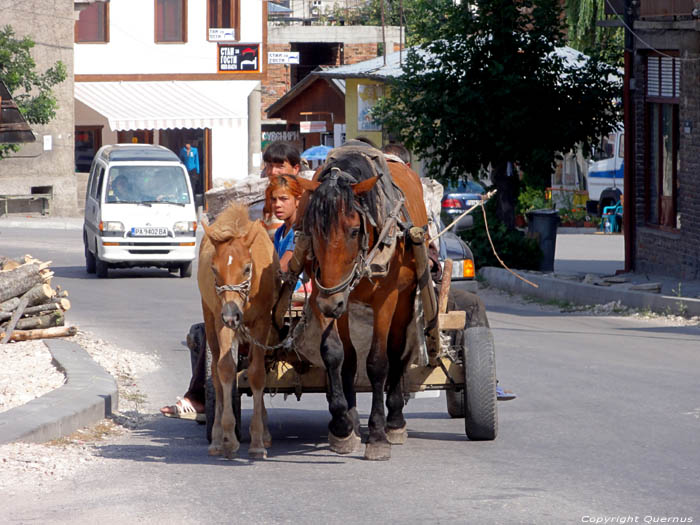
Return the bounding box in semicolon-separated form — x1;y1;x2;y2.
566;0;624;67
0;25;66;159
374;0;622;229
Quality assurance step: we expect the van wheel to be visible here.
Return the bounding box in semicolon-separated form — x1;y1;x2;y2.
95;252;109;278
85;243;96;274
179;261;193;278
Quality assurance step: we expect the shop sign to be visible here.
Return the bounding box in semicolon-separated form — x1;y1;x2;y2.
300;121;327;133
268;52;300;65
218;43;260;73
262;130;300;142
209;28;236;41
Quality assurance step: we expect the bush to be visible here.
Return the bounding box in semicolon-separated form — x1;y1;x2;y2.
517;186;548;216
460;198;542;271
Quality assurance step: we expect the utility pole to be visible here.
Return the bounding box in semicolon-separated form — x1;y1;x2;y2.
622;0;634;272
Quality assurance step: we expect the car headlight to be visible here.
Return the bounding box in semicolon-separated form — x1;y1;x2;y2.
173;221;197;234
451;259;475;279
99;221;124;236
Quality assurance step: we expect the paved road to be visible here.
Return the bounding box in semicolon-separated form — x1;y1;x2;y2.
2;228;699;524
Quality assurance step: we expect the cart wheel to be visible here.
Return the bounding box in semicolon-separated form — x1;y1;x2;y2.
205;347;241;444
463;326;498;440
446;388;465;418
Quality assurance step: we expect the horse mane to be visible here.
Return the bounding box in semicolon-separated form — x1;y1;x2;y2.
302;152;380;240
208;202;252;242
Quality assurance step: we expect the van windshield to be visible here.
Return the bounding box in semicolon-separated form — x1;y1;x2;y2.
105;166;191;205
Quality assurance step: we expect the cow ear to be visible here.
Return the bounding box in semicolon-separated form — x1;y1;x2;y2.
297;177;320;192
352;176;379;196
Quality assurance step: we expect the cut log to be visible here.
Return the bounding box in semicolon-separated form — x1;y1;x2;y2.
0;297;20;312
0;294;30;344
0;263;44;302
0;325;77;341
1;311;64;332
0;300;69;322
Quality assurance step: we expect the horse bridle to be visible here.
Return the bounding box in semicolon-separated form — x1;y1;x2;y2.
312;168;406;299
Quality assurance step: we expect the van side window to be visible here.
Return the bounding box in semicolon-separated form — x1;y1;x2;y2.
93;165;105;200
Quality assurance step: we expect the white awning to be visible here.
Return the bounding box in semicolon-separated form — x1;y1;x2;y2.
75;80;257;131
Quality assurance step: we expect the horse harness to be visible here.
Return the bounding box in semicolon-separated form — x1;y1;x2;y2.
311;161;414;299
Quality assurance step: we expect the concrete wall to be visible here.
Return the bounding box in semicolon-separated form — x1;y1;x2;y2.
632;26;700;279
0;1;78;216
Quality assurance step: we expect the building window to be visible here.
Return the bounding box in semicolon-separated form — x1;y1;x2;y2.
647;103;679;228
156;0;187;43
645;53;680;229
75;2;109;43
208;0;239;40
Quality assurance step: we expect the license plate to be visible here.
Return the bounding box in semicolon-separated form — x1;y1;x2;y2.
131;227;167;237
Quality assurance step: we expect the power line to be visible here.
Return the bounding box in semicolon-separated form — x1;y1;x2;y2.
604;0;700;62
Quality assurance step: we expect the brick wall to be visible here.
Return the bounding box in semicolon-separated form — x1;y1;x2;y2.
632;41;700;279
262;43;292;118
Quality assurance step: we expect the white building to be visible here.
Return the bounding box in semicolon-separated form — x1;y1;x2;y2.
74;0;266;200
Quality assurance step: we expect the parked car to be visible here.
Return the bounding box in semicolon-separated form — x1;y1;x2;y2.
83;144;198;279
441;179;485;230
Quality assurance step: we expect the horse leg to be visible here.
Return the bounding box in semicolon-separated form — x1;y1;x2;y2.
216;324;239;459
203;307;225;456
385;288;415;446
247;343;268;459
338;313;360;438
364;290;399;461
319;314;359;454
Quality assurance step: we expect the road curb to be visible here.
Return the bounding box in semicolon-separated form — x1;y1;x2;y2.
480;267;700;317
0;339;118;445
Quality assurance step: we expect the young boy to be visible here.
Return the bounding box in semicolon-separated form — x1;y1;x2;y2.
261;141;302;238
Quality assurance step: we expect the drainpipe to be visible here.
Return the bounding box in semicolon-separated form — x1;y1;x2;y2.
623;0;635;272
248;82;262;176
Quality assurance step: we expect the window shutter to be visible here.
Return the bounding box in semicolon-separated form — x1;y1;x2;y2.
647;55;679;98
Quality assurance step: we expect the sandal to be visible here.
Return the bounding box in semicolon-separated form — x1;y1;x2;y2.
160;396;206;422
496;385;517;402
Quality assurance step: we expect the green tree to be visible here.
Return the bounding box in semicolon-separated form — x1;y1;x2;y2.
0;25;66;159
374;0;622;229
566;0;624;67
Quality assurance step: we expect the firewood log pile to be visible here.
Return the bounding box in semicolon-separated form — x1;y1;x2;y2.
0;255;75;343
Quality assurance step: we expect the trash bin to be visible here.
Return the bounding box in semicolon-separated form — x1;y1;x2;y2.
526;209;560;272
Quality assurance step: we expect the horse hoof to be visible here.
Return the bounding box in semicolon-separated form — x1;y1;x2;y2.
249;447;268;459
364;441;391;461
208;445;222;456
386;425;408;445
329;431;361;454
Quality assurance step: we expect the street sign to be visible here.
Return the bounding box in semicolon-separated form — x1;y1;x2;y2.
209;28;236;41
218;43;260;73
268;52;300;65
300;121;326;133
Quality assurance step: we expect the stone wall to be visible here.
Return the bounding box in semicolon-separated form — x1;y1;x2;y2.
632;31;700;279
0;1;78;217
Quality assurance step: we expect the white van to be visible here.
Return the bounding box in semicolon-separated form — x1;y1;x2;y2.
587;125;624;214
83;144;198;278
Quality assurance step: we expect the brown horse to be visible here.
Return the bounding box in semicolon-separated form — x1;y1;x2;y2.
297;145;429;460
199;203;279;459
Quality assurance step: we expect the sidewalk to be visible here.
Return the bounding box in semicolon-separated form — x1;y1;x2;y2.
481;231;700;317
0;213;83;230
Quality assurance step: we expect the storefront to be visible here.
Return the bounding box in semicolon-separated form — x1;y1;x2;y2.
74;80;257;202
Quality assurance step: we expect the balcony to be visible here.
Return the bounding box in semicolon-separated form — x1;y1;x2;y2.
639;0;695;19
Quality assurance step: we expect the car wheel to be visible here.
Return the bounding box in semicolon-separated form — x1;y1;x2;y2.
84;236;96;274
95;251;109;279
179;261;193;278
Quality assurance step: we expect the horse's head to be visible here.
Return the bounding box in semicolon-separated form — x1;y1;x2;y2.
202;219;259;330
299;167;379;319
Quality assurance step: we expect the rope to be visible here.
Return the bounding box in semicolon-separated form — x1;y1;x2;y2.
430;188;538;289
479;198;539;289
